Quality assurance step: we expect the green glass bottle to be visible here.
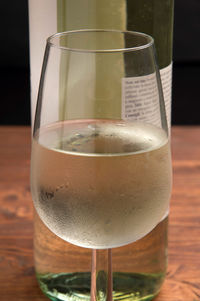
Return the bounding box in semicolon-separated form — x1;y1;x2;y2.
29;1;173;300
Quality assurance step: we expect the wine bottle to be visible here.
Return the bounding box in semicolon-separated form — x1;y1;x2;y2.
28;1;174;300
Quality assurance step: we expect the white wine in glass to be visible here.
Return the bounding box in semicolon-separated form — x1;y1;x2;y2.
31;30;172;301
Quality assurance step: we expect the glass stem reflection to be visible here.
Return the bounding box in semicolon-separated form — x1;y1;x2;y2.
91;249;113;301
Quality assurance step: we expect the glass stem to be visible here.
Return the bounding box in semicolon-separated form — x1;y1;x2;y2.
91;249;113;301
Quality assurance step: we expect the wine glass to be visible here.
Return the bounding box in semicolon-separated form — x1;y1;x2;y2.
31;29;172;301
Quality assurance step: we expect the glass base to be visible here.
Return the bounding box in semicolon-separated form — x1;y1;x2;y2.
37;271;165;301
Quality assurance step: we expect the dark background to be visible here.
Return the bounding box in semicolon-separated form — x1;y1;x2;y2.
0;0;200;125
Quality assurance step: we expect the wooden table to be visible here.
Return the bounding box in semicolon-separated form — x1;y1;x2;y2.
0;126;200;301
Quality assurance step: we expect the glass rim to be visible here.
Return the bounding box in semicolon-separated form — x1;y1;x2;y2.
47;29;154;53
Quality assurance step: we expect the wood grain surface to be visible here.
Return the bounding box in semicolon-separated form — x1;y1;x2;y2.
0;126;200;301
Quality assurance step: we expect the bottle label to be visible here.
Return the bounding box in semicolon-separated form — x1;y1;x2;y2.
122;63;172;126
160;63;172;126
